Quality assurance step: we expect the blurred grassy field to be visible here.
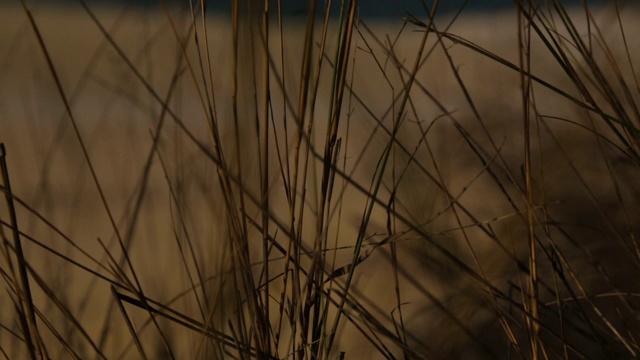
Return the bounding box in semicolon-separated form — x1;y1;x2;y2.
1;1;640;359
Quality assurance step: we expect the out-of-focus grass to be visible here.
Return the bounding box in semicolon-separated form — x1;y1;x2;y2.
1;1;639;359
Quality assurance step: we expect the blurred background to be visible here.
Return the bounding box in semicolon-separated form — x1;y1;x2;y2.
1;0;639;359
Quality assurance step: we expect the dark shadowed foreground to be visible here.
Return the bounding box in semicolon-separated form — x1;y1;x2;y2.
1;1;639;359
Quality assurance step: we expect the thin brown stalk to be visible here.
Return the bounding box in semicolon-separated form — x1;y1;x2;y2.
517;1;541;358
111;285;148;360
259;0;273;355
0;144;39;360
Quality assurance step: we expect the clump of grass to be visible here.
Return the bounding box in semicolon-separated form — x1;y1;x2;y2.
1;0;639;358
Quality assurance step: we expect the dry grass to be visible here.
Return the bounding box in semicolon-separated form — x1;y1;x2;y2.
1;0;640;359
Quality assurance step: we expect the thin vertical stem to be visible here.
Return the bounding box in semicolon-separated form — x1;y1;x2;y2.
517;1;540;358
1;144;40;360
260;0;272;355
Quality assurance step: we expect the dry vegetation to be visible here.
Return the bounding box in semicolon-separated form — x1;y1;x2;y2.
1;0;640;359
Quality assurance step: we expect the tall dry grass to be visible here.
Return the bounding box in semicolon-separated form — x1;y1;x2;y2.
1;0;639;358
